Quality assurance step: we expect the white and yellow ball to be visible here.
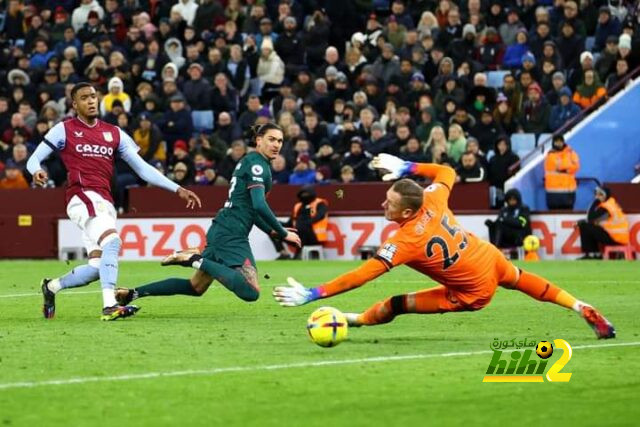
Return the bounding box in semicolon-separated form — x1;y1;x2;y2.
306;307;348;347
523;235;540;252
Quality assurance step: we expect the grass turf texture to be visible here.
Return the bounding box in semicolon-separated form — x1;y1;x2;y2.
0;260;639;427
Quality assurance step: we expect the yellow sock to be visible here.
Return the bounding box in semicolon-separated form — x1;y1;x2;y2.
555;290;579;311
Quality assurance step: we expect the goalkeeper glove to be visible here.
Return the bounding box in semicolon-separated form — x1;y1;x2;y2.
371;153;414;181
273;277;320;307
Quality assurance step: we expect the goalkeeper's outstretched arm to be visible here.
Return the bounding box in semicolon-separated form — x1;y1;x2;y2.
372;154;456;190
273;258;388;306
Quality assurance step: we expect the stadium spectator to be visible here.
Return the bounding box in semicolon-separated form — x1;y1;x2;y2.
488;135;520;196
573;69;607;109
159;94;193;153
424;126;450;164
544;135;580;210
446;123;467;164
257;37;285;94
217;140;247;181
342;137;373;182
133;113;166;164
485;188;532;249
593;7;621;53
271;154;291;184
606;58;630;90
289;154;316;185
71;0;104;32
100;77;131;116
577;186;629;259
549;87;581;131
520;82;551;134
0;160;29;190
455;151;486;183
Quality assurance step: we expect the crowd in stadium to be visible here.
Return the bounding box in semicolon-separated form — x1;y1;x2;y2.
0;0;639;206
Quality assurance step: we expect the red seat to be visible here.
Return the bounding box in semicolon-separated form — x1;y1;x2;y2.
602;244;636;260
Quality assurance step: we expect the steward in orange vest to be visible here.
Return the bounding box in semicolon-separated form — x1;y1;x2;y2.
544;135;580;210
291;186;329;244
577;186;629;259
271;186;329;259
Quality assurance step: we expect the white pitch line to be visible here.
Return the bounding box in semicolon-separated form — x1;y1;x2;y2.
0;341;638;391
0;290;101;299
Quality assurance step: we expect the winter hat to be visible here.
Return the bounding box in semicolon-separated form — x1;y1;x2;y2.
527;82;543;96
552;71;566;83
463;24;477;37
371;122;385;132
558;86;572;98
579;51;594;64
619;34;632;50
325;66;338;78
411;72;425;82
173;140;188;153
496;92;508;103
108;76;124;91
351;32;366;45
261;36;274;51
521;52;536;66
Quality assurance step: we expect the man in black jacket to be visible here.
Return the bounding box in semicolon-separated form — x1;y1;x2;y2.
485;188;532;249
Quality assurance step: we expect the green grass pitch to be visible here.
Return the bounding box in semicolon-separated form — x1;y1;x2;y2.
1;260;639;426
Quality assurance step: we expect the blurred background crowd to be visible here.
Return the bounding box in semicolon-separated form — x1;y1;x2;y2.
0;0;638;209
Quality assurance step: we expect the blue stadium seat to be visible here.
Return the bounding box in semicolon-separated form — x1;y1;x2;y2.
537;133;553;146
487;71;511;89
191;110;214;134
510;133;536;153
585;36;595;52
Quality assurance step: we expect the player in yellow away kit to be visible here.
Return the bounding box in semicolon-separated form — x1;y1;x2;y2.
273;154;616;339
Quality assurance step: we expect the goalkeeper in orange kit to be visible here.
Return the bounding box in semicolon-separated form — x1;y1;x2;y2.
273;154;616;339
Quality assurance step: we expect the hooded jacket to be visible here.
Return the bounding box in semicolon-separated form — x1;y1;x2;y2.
488;136;520;189
496;188;532;234
549;87;581;131
164;38;185;70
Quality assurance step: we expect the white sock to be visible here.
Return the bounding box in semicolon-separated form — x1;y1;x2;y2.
192;259;203;269
102;288;118;308
47;278;62;294
573;300;588;313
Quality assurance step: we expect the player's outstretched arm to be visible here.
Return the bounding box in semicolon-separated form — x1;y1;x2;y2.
273;258;387;307
250;186;301;247
254;215;299;243
26;143;55;186
372;154;456;189
119;136;201;209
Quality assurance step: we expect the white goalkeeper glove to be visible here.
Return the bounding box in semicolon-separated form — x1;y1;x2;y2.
371;153;413;181
273;277;316;307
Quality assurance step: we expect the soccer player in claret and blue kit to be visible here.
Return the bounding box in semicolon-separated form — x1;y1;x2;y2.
27;83;201;320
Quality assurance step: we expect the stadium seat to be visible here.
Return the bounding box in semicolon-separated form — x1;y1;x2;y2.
487;70;511;89
602;244;636;260
511;133;536;153
585;36;596;52
191;110;214;134
301;245;324;261
537;133;553;146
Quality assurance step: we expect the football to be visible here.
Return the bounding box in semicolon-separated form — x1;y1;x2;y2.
523;235;541;252
536;341;554;359
306;307;348;347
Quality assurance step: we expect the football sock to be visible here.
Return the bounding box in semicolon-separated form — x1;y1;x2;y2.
49;265;100;293
198;259;259;302
515;270;579;311
357;295;406;325
99;238;121;308
135;278;199;297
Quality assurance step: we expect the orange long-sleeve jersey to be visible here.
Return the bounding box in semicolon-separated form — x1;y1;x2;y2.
312;163;500;306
